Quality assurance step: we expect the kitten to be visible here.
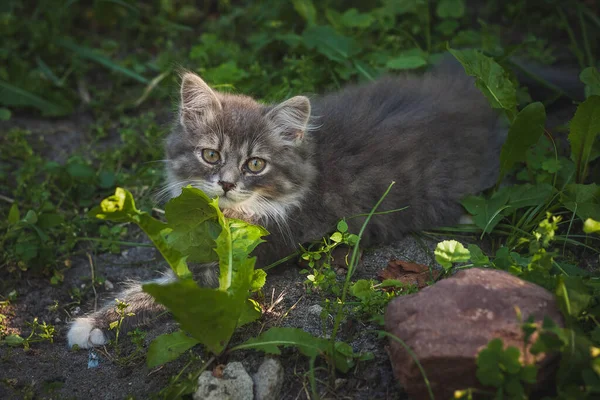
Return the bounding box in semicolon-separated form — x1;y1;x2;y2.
67;64;505;348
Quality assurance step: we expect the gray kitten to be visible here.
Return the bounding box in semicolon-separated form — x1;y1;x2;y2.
68;65;504;348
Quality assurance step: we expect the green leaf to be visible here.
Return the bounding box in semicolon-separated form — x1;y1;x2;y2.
584;218;600;234
67;162;96;180
165;187;221;263
468;244;490;267
580;67;600;98
143;280;238;354
250;269;267;292
0;107;11;121
350;280;372;301
434;240;471;270
3;334;25;347
461;187;510;233
568;96;600;182
337;220;348;233
23;210;38;225
436;0;465;18
292;0;317;26
0;81;72;116
302;26;358;62
555;276;592;318
147;330;199;368
498;102;547;181
37;213;64;230
90;188;190;278
386;55;428;70
238;298;262;327
340;8;374;28
561;184;600;221
98;171;116;189
8;203;20;225
57;39;148;84
447;47;517;114
330;232;343;243
230;327;354;373
506;183;553;210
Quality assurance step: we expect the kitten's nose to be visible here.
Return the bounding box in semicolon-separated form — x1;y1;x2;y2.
218;181;236;193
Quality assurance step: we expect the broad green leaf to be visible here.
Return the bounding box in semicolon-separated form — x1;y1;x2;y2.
3;334;25;347
230;327;354;373
436;0;465;18
580;67;600;98
435;240;471;270
561;184;600;221
461;187;510;233
568;96;600;182
337;220;348;233
238;298;262;327
584;218;600;234
386;55;428;70
165;187;221;263
506;183;553;209
0;81;72;117
468;244;490;267
499;102;547;181
8;203;20;225
555;276;592;318
302;26;358;62
143;280;238;354
147;330;199;368
292;0;317;26
448;47;517;114
340;8;374;28
90;188;190;278
350;279;372;301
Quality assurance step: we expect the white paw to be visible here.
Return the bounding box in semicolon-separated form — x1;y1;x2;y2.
67;317;107;349
458;214;474;225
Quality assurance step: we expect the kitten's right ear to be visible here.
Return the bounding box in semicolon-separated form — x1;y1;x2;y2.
179;72;222;129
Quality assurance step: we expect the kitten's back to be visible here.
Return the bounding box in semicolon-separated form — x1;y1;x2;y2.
299;70;504;245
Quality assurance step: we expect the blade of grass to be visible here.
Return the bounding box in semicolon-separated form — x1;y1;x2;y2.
329;181;396;382
377;331;435;400
0;81;70;116
58;39;148;84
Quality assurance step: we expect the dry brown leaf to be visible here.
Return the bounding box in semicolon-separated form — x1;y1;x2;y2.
212;364;226;378
378;259;439;289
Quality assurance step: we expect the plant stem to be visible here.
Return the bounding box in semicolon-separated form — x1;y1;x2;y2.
329;181;395;384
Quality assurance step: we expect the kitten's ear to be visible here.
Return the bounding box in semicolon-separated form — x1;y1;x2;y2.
266;96;311;143
179;72;222;128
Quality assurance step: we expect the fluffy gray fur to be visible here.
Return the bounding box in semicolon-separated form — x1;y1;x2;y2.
67;65;504;348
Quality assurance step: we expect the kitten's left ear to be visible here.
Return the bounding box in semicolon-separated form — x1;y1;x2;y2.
266;96;311;143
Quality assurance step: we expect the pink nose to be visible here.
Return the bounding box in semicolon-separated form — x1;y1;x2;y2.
218;181;236;193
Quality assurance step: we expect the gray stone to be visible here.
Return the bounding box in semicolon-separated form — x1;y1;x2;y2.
194;362;254;400
253;358;284;400
385;268;564;400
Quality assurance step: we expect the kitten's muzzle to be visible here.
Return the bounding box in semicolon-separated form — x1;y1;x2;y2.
218;181;236;193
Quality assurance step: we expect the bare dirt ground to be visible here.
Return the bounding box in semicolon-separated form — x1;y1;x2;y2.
0;228;443;399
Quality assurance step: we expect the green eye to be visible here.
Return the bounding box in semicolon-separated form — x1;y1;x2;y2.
246;158;266;173
201;149;220;164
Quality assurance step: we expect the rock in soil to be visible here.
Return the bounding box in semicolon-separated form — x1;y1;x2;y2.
384;268;564;400
194;362;254;400
253;358;284;400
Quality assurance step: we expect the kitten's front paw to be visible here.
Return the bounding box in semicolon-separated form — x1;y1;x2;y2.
67;317;107;349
